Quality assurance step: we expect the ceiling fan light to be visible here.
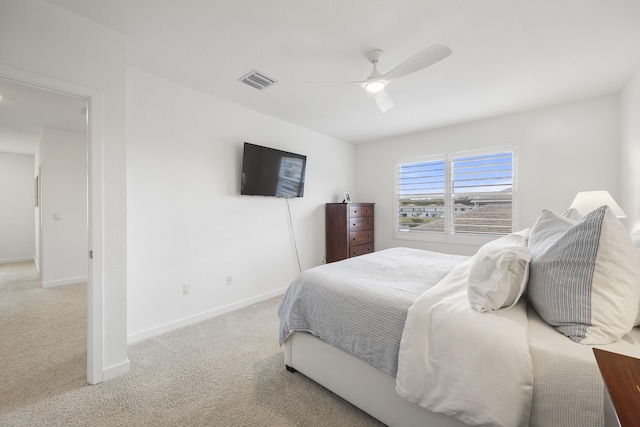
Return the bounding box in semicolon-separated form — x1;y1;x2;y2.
365;81;385;93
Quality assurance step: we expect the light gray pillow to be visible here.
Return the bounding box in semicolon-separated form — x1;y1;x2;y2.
561;208;582;222
528;207;640;344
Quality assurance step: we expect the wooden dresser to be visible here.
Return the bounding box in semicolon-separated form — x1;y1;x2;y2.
325;203;374;263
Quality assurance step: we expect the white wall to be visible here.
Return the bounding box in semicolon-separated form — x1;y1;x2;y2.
126;67;355;341
621;66;640;231
0;152;35;263
0;0;128;378
40;127;88;287
356;95;620;255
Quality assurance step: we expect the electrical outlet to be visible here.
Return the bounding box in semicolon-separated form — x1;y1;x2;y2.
321;256;326;264
226;275;233;286
182;283;191;295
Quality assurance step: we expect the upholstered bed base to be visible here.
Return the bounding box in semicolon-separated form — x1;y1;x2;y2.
283;332;466;427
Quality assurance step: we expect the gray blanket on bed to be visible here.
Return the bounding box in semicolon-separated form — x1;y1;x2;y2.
278;247;469;376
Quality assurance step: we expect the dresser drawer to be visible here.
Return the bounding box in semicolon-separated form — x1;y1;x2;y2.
349;205;374;217
350;243;374;257
350;230;373;246
349;217;374;232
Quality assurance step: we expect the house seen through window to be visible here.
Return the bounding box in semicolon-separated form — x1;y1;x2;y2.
396;149;514;238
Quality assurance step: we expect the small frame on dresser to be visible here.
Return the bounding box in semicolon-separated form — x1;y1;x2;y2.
343;192;352;203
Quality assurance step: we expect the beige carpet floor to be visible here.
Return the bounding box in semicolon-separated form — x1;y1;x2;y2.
0;261;87;413
0;262;385;426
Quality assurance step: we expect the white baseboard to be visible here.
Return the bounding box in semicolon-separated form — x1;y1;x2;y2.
127;287;287;344
0;257;34;265
42;276;88;288
102;359;131;382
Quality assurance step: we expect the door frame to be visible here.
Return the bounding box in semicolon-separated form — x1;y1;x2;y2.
0;64;104;385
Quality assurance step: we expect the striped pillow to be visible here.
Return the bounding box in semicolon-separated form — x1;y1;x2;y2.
528;207;640;344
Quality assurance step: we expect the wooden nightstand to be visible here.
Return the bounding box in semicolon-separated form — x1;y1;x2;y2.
593;348;640;427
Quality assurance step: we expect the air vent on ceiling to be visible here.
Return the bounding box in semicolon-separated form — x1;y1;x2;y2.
239;70;277;90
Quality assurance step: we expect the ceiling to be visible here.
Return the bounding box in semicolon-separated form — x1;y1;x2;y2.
3;0;640;152
0;78;86;155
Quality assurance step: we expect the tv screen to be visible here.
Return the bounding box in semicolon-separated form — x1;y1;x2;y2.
241;142;307;197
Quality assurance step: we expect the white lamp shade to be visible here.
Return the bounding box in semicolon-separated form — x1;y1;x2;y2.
569;191;626;218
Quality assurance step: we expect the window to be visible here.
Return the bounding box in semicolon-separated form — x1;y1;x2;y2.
396;148;515;240
397;156;446;233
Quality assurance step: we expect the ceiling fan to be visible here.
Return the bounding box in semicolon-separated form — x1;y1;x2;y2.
305;45;452;113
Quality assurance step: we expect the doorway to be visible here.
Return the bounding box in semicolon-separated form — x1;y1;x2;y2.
0;67;104;385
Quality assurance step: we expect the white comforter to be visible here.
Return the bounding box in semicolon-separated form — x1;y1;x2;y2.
395;259;534;427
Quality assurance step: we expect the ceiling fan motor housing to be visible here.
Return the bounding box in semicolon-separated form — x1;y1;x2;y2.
366;49;384;64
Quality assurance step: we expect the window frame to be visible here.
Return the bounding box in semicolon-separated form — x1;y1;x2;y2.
393;146;518;245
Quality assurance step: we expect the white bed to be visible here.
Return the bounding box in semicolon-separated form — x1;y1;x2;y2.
283;318;640;427
284;332;466;427
279;247;471;427
279;208;640;426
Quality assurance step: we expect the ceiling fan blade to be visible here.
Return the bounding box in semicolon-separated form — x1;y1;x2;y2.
382;45;452;81
375;89;395;113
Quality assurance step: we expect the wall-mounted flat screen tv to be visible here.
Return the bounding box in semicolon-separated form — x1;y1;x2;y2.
241;142;307;197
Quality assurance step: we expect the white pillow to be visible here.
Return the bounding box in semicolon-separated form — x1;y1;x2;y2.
528;207;640;344
468;229;531;313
